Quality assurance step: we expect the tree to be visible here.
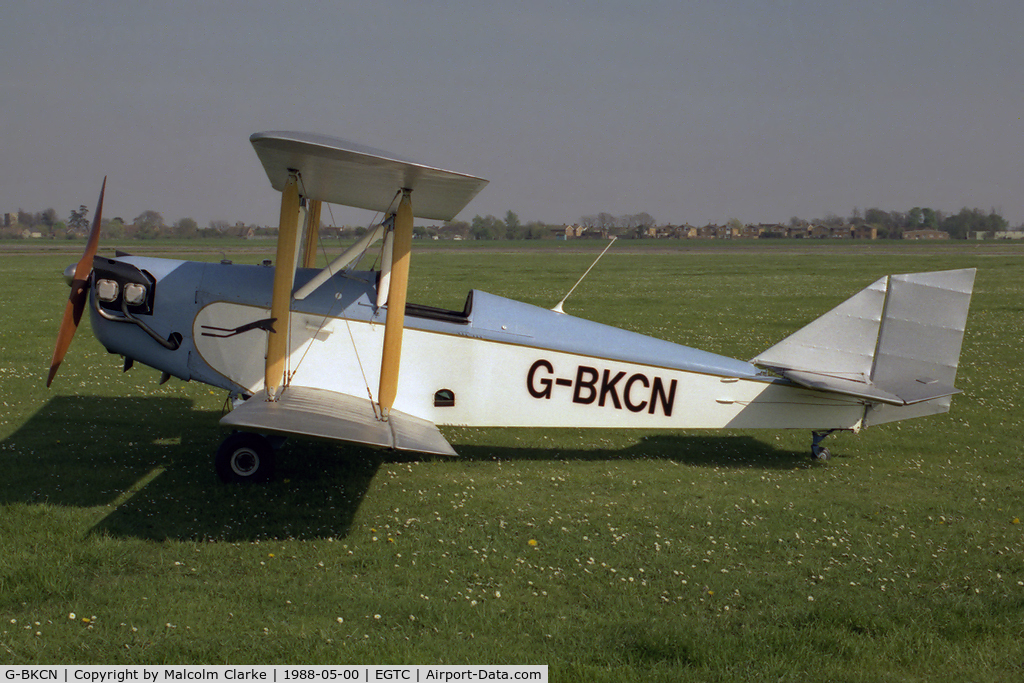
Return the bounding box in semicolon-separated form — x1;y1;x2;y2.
104;218;125;239
470;214;505;240
863;207;898;238
986;210;1009;234
939;207;1007;239
940;209;971;240
39;209;57;238
134;210;164;229
863;207;888;225
38;208;57;228
921;208;940;230
173;217;199;239
133;210;165;239
907;207;923;228
523;221;549;239
504;210;521;239
67;204;91;234
631;212;656;230
821;212;843;228
438;220;470;240
591;212;615;230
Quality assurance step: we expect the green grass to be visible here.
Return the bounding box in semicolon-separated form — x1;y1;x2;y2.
1;243;1022;680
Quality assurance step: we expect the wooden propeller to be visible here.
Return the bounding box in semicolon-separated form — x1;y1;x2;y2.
47;178;106;387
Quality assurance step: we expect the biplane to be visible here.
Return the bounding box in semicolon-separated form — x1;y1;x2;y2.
48;131;976;482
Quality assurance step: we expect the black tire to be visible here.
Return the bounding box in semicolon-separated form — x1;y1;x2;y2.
215;432;274;483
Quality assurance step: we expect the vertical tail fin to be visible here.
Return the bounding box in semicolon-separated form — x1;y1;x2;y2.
752;269;976;427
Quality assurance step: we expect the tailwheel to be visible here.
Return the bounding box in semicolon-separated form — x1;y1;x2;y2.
810;430;837;461
216;432;275;483
811;444;832;461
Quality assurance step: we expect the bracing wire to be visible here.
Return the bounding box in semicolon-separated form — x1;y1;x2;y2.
284;182;402;416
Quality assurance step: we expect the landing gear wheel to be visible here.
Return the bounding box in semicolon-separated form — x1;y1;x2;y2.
811;445;832;461
216;432;274;483
810;430;838;462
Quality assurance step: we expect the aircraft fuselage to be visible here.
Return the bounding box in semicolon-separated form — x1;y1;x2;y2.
88;255;868;433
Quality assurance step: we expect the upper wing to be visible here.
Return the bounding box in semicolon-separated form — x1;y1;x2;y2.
250;131;488;221
221;386;456;456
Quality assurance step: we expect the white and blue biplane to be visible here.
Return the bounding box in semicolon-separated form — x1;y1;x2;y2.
48;132;976;482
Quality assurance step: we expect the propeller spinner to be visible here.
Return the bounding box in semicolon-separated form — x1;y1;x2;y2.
47;178;106;387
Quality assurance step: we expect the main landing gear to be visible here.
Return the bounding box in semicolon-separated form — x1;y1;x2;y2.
215;431;275;483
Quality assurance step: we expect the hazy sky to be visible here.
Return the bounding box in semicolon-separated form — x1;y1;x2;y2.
3;0;1022;228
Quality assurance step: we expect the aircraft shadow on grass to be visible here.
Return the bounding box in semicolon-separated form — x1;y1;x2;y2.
2;396;808;543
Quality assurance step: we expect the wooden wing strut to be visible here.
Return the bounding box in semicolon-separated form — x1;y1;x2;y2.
265;173;301;401
377;189;413;418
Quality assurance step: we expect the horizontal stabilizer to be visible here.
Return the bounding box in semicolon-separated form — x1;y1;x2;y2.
251;131;488;221
759;367;959;406
221;386;457;456
753;268;975;421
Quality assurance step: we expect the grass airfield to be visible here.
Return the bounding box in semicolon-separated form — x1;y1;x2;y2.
0;240;1021;681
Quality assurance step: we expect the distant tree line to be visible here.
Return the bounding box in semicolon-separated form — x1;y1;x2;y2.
787;206;1012;240
579;212;657;232
0;208;282;241
1;203;1018;241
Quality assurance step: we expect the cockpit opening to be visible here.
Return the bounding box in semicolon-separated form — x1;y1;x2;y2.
405;290;473;325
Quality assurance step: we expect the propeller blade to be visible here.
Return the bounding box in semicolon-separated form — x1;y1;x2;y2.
47;178;106;387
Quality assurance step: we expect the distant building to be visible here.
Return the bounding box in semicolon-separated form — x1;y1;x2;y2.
968;230;1024;240
755;223;785;238
739;224;764;239
675;224;697;239
640;225;660;238
830;226;852;239
697;223;739;239
852;224;877;239
786;225;809;239
808;224;831;238
904;229;949;240
696;224;719;239
561;224;587;239
559;224;610;239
